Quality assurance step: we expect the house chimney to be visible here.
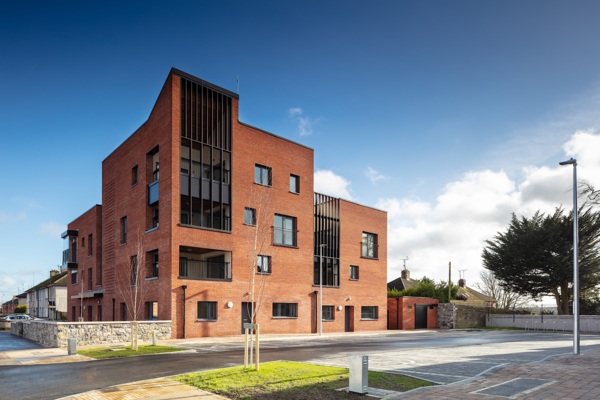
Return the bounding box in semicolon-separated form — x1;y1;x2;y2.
401;269;410;280
50;270;59;278
458;278;466;287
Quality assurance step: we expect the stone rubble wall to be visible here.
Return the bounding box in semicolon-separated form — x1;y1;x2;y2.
437;303;488;329
11;320;171;348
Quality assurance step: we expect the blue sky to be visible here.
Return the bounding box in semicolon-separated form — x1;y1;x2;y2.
2;1;600;303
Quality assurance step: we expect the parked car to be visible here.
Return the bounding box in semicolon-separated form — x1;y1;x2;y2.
0;313;33;321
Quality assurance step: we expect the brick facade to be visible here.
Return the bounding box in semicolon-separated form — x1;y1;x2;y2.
64;68;387;338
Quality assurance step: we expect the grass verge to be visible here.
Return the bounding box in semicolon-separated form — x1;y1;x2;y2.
176;361;434;399
77;344;185;359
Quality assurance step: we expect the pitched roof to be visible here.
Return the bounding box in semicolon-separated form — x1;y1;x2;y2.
387;276;419;291
25;271;68;292
453;285;497;307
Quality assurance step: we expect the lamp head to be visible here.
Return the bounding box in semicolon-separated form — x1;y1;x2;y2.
559;158;577;166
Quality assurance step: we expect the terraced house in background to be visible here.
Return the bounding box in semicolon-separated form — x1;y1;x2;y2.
61;68;387;338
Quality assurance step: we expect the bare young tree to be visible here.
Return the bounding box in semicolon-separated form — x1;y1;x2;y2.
242;185;276;369
115;227;149;350
476;270;529;310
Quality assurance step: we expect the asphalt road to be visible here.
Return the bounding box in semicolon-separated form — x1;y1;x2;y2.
3;330;600;400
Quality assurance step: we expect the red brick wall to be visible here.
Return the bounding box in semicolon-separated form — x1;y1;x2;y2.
66;204;102;321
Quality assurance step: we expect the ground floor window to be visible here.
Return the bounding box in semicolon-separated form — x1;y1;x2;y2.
350;265;359;280
272;302;297;318
197;301;217;321
322;305;334;321
146;301;158;320
120;302;127;321
361;306;378;320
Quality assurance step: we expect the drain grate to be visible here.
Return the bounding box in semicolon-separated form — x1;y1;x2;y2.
473;378;554;398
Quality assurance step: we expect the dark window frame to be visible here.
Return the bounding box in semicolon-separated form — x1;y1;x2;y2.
132;164;138;186
350;265;359;280
322;305;335;321
361;306;378;320
120;216;128;244
361;232;378;259
272;302;297;318
254;164;272;186
197;301;217;321
274;214;297;247
257;255;271;274
244;207;256;226
290;174;300;194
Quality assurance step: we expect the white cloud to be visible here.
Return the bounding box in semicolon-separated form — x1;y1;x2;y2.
288;107;319;137
0;211;27;223
314;169;353;200
378;130;600;289
365;167;390;183
39;222;65;238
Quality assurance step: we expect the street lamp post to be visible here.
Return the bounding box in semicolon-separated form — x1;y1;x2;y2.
319;244;327;336
559;157;579;355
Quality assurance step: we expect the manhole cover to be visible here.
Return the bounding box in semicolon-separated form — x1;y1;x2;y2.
473;378;554;398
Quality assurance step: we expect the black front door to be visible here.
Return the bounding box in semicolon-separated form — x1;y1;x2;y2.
415;304;428;329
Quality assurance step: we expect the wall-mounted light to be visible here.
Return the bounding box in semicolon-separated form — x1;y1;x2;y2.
337;305;343;311
226;302;233;309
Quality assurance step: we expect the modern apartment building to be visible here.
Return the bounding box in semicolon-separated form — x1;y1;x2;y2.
62;68;387;338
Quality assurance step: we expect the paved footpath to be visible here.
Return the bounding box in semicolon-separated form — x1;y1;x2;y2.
389;348;600;400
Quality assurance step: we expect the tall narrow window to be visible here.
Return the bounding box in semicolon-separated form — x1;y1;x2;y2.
322;305;334;321
120;303;127;321
361;232;378;258
88;268;93;290
257;255;271;274
290;174;300;194
146;301;158;320
350;265;359;280
274;214;297;247
88;234;93;256
244;207;256;226
254;164;272;186
148;250;159;278
132;164;138;186
120;216;128;244
131;255;138;286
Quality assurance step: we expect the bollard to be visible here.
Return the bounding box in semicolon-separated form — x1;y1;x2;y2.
152;330;157;346
68;338;77;355
349;355;368;394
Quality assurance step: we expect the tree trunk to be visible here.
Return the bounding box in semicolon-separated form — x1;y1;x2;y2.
131;321;139;351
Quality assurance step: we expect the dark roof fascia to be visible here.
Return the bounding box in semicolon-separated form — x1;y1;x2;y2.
315;192;387;214
171;68;239;99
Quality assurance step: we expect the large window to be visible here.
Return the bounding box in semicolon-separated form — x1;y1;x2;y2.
272;303;297;318
244;207;256;226
198;301;217;321
361;232;378;258
322;305;334;321
274;214;297;247
255;164;272;186
314;256;340;287
257;255;271;274
290;174;300;194
120;216;128;244
350;265;359;280
361;306;378;320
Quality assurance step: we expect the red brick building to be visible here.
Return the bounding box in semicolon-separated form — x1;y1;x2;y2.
62;68;387;338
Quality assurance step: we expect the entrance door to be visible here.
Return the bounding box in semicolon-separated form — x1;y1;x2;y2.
344;306;354;332
415;304;428;329
241;302;253;334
